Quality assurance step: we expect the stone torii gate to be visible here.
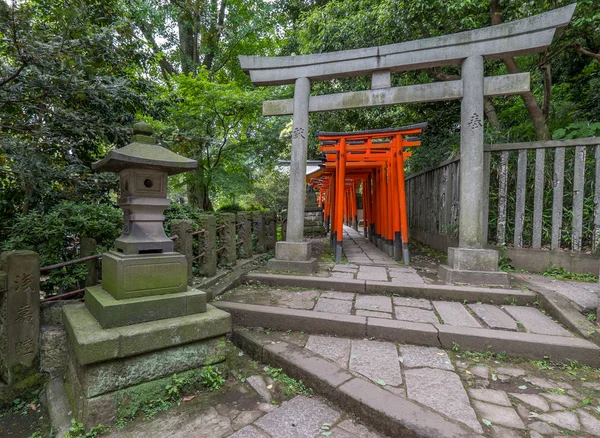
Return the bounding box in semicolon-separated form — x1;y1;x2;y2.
241;4;576;283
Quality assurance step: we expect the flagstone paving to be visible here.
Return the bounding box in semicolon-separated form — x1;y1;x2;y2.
221;286;576;338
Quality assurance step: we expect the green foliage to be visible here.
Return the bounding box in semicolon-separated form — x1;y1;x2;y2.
542;264;598;283
199;366;225;391
65;419;107;438
2;201;122;296
266;366;313;396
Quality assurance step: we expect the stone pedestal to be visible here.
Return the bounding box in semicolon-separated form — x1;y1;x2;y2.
438;248;509;286
266;241;318;273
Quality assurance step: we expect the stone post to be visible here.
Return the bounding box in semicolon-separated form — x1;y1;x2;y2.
253;212;266;254
0;250;40;384
236;212;253;259
438;55;508;286
459;55;485;249
267;77;318;272
220;213;236;266
80;237;97;287
198;215;217;277
266;212;277;250
286;77;310;243
171;220;193;285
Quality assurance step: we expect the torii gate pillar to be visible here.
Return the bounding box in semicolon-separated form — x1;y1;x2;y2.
267;77;319;273
438;55;509;286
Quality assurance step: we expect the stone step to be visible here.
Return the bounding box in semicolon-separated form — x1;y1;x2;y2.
215;301;600;366
233;329;484;438
244;272;536;305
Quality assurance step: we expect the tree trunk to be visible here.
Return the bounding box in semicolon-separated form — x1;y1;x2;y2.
484;97;499;128
490;0;550;140
203;0;227;72
542;63;552;120
178;10;197;76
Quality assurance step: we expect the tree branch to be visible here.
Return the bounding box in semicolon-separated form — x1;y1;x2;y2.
570;43;600;63
0;62;27;88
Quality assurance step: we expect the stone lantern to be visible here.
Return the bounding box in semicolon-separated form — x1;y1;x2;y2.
62;122;231;427
91;122;197;301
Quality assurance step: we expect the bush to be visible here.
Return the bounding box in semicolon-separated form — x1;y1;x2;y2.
3;201;122;295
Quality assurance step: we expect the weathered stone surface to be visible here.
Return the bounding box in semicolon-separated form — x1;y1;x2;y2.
40;325;68;375
355;310;392;319
578;409;600;436
405;368;482;433
537;411;581;431
469;366;489;379
541;393;578;408
355;295;393;313
70;336;228;397
523;274;599;312
64;303;231;365
246;375;271;403
313;298;353;314
529;421;559;435
433;301;481;328
102;252;188;299
468;389;511;407
229;425;269;438
86;285;206;328
332;272;354;279
399;345;453;370
254;395;341;437
509;393;549;411
304;335;350;368
320;291;354;301
356;266;388;281
467;304;518;330
349;340;402;386
494;366;525;378
504;306;573;337
389;273;425;284
392;297;432;310
490;426;522;438
332;264;358;273
472;400;525;429
0;250;40;384
523;376;568;390
394;306;439;324
231;410;263;431
337;419;383;437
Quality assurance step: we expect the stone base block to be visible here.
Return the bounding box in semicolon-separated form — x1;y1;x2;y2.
438;264;510;287
266;258;318;273
102;251;187;300
275;241;311;261
67;336;228;399
66;353;227;428
447;247;499;271
85;285;207;329
63;303;231;365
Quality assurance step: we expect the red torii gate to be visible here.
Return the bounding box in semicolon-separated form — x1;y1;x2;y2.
310;124;426;264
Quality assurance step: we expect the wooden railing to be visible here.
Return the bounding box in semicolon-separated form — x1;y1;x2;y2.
36;211;277;302
406;137;600;257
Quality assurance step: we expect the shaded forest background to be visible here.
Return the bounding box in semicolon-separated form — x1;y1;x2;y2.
0;0;599;267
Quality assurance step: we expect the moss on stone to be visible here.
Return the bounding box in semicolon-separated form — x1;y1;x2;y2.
0;371;47;409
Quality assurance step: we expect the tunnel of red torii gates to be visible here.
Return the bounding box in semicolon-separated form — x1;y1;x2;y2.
306;123;427;264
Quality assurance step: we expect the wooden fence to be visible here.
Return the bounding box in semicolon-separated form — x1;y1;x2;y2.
406;137;600;268
37;211;277;302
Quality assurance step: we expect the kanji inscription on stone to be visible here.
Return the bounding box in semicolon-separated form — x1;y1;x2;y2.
468;113;483;130
0;250;40;384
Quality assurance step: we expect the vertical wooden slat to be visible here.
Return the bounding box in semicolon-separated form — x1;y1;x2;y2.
572;145;586;252
482;151;491;245
551;147;565;250
497;151;509;246
593;145;600;253
445;164;453;235
452;162;460;236
513;150;527;248
439;166;447;235
532;148;545;249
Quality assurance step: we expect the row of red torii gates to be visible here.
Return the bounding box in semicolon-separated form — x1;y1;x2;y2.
307;123;427;264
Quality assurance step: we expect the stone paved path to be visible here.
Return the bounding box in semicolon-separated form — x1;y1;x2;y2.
296;333;600;437
517;273;599;313
222;286;575;337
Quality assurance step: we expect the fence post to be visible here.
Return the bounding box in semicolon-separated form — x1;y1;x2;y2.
171;220;193;285
220;213;236;266
0;250;40;384
80;237;97;287
266;212;277;250
237;212;253;259
198;215;217;277
253;212;266;253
